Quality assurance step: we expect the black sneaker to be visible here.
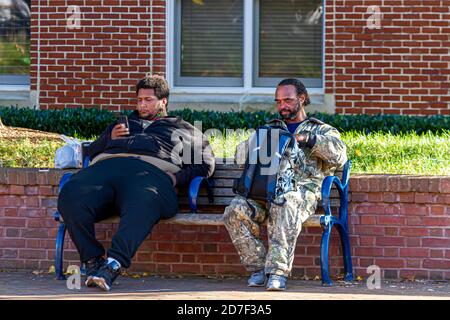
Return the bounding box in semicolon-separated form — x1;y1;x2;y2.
83;256;106;287
90;259;121;291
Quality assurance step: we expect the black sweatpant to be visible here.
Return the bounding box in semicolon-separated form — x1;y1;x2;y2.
57;157;178;268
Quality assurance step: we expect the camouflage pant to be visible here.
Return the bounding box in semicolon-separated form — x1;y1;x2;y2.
223;190;318;277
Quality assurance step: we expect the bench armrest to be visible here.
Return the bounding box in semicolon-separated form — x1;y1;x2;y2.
58;172;75;193
81;142;91;168
188;176;214;213
55;141;91;221
54;172;75;222
320;160;352;227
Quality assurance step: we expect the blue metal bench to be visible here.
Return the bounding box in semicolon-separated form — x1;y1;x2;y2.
53;151;353;286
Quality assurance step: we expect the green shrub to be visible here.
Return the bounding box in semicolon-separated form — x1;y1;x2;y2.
0;106;448;137
0;107;116;137
170;110;449;134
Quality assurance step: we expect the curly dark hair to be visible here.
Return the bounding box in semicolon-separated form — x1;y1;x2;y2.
136;74;170;107
277;78;311;106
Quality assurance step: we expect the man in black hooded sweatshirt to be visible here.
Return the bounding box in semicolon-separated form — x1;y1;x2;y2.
57;74;215;291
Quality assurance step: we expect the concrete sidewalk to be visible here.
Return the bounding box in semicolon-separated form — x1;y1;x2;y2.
0;270;449;300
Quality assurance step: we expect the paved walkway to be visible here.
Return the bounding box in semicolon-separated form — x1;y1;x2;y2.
0;270;449;300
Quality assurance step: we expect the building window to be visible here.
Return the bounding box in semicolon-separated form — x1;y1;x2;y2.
254;0;323;87
0;0;30;85
173;0;323;88
175;0;244;87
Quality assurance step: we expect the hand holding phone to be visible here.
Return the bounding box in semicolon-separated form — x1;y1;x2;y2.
112;115;130;139
117;115;129;129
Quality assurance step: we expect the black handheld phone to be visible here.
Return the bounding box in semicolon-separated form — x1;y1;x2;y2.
117;115;129;129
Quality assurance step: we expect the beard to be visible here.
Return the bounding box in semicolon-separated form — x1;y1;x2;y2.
279;102;301;120
138;103;165;120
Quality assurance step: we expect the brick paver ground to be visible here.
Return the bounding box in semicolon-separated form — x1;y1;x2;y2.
0;270;449;300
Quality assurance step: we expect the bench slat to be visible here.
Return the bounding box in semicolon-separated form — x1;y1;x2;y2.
211;170;244;178
177;197;342;207
89;213;323;227
193;187;342;199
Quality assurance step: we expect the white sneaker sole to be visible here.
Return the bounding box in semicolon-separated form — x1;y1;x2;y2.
266;285;286;291
85;276;95;287
91;276;111;291
248;281;266;287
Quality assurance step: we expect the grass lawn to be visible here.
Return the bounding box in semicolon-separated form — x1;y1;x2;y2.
0;131;449;175
0;138;62;168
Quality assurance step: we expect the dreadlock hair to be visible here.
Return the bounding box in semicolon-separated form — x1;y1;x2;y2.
277;78;311;106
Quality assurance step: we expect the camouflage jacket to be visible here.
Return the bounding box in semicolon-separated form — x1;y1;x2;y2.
235;117;348;200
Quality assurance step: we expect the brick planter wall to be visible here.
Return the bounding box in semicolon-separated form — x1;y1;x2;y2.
0;168;449;280
30;1;449;115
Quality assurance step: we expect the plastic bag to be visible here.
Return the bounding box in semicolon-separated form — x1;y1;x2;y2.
54;135;83;169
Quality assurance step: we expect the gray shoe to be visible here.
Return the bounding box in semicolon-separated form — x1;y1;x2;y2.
266;274;287;291
247;269;267;287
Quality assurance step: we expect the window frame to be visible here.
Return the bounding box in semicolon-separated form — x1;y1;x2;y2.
252;0;323;88
167;0;325;92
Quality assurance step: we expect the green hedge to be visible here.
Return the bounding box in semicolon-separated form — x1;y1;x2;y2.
0;107;116;138
171;110;449;134
0;106;448;137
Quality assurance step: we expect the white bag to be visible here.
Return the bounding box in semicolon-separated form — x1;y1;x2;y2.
54;135;83;169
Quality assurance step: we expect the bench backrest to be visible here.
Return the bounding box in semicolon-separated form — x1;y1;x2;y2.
177;158;344;214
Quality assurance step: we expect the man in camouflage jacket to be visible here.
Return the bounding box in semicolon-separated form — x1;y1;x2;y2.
223;78;348;291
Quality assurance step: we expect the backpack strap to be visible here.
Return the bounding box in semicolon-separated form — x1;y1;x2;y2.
242;129;261;198
243;163;256;198
266;131;294;205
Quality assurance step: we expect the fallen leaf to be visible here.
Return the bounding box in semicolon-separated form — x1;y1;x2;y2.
48;266;55;274
335;274;344;281
356;276;363;281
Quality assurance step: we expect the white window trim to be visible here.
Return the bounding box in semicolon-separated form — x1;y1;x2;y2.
166;0;325;99
243;0;253;89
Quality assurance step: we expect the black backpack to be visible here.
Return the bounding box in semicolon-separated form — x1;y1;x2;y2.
233;125;297;207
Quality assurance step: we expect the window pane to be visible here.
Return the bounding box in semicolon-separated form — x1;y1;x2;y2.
0;0;30;75
180;0;243;78
258;0;322;79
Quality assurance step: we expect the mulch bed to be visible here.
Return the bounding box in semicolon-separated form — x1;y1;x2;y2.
0;118;62;142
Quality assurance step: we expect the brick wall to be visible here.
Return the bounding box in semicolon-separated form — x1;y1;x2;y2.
30;1;449;115
0;168;449;280
30;0;166;111
325;0;450;115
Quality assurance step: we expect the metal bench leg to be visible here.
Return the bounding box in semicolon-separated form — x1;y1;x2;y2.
55;221;67;280
337;224;353;282
320;225;333;287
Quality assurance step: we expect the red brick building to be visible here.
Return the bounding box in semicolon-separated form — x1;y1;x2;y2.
23;1;449;115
